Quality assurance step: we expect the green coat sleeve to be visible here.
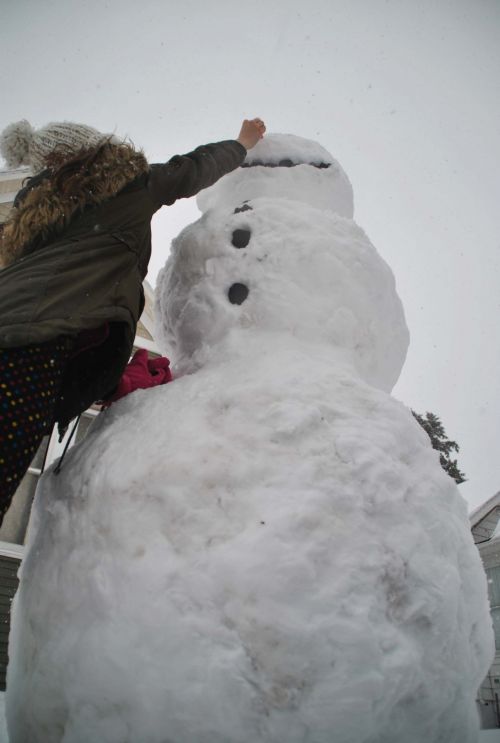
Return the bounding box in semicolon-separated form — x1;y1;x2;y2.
147;140;247;207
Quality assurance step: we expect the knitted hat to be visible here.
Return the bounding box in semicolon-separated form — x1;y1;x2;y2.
0;119;116;174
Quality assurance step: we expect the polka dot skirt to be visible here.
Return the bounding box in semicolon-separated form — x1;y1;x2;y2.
0;337;74;523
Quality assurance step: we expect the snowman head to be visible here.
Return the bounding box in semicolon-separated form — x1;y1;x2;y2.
197;133;354;218
156;148;409;392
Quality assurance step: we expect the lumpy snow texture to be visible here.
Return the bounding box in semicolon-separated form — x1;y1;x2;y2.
6;135;493;743
6;350;493;743
197;134;354;217
242;133;336;167
156;198;408;392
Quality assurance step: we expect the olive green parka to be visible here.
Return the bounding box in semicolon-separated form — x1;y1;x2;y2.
0;139;246;428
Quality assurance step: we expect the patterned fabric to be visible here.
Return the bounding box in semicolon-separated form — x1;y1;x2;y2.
0;337;73;523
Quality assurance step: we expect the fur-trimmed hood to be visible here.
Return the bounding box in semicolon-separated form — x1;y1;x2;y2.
1;142;149;266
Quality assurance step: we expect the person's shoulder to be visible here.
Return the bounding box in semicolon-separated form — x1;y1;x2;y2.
118;169;151;194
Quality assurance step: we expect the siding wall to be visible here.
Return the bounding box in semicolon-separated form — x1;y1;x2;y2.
0;555;21;690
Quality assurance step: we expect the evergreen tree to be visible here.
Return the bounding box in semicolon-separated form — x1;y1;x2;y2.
412;411;466;485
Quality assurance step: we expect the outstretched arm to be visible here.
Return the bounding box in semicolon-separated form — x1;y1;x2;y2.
148;117;266;207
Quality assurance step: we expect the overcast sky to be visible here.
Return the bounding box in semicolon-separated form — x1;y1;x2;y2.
1;0;499;511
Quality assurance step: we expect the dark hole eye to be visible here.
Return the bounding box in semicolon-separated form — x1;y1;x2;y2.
228;283;249;305
231;229;251;249
234;204;253;214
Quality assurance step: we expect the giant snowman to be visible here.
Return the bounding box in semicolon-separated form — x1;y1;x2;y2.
6;134;493;743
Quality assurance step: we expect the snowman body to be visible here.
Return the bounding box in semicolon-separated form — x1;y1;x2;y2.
6;135;493;743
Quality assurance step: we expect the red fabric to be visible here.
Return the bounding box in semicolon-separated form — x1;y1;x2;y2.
104;349;172;405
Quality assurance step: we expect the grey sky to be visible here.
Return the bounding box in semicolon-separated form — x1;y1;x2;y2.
1;0;499;510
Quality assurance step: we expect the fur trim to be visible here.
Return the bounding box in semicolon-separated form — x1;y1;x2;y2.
1;143;149;266
0;119;34;168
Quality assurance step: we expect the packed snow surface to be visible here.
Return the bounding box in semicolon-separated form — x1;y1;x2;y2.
197;133;354;217
6;135;493;743
241;133;336;167
157;198;408;392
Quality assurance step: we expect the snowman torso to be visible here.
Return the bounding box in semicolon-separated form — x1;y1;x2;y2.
6;134;492;743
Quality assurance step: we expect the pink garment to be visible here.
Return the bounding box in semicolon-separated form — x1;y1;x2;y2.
105;348;172;405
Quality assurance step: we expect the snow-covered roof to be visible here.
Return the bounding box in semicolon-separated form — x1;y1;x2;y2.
470;491;500;544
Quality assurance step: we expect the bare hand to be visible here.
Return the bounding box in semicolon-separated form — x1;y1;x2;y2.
237;118;266;150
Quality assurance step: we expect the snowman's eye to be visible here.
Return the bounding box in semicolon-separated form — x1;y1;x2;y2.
231;229;251;249
228;283;249;305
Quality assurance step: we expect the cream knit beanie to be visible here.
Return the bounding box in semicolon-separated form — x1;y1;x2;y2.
0;120;116;174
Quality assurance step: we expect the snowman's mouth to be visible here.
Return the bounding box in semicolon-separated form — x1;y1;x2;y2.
240;160;331;169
